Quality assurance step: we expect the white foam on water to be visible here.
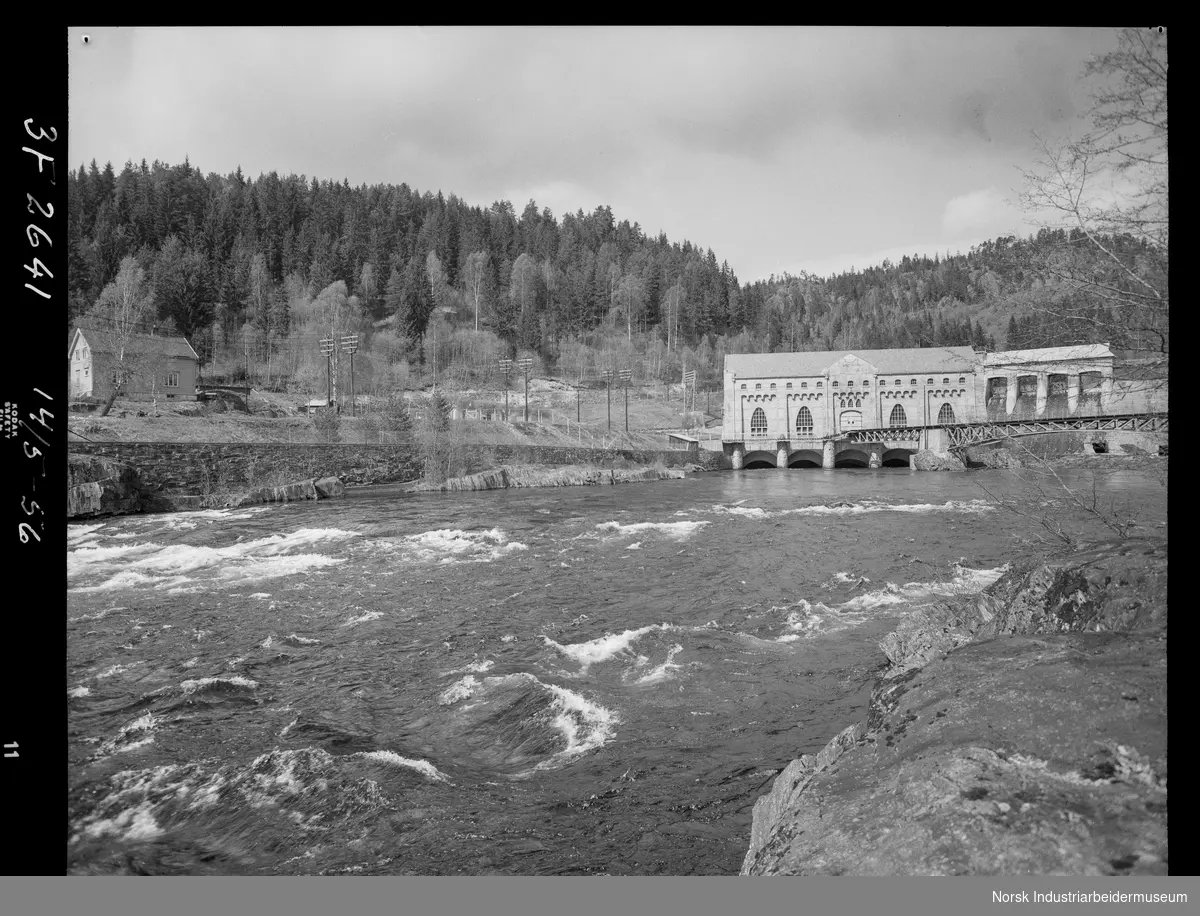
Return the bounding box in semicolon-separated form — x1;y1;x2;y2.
69;686;91;698
595;520;708;539
836;564;1010;612
72;747;394;850
285;634;320;646
774;599;856;641
779;498;996;518
378;527;528;565
96;663;140;680
827;571;869;587
249;593;271;599
81;799;164;843
542;623;675;671
344;610;383;626
438;675;479;705
686;504;770;519
69;606;123;622
70;528;357;592
631;644;685;685
534;682;618;770
354;751;450;782
67;523;106;547
179;675;258;695
95;712;158;757
444;659;494;677
951;563;1009;590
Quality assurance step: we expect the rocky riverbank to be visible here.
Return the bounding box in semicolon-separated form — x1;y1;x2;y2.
67;453;346;518
408;463;697;493
742;537;1168;876
67;455;174;518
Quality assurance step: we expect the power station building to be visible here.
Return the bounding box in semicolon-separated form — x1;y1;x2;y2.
721;344;1117;468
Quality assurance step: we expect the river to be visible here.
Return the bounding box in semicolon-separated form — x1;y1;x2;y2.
66;465;1167;875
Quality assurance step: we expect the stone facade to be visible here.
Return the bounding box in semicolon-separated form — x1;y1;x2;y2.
722;344;1123;469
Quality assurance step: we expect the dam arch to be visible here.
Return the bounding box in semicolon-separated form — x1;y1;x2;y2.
882;448;914;468
742;450;777;469
833;448;870;469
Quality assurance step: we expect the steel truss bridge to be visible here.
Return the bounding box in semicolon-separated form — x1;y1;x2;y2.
829;412;1168;452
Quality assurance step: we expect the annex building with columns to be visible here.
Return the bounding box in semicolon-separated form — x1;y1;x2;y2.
721;344;1117;468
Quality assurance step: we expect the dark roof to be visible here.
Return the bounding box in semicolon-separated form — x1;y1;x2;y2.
71;327;198;361
725;347;978;378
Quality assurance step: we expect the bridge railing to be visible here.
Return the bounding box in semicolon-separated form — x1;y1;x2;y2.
725;409;1166;445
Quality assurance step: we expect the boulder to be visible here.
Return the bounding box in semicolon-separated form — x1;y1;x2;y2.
235;479;318;506
743;538;1168;876
911;449;966;471
67;454;170;518
314;476;346;499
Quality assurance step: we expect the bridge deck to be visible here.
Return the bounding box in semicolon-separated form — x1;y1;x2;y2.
725;412;1167;449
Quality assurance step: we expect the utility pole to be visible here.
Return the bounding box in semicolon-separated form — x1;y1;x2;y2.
497;357;512;422
320;337;335;409
341;334;359;417
683;369;696;429
518;357;534;422
602;368;614;433
620;368;632;435
244;324;252;414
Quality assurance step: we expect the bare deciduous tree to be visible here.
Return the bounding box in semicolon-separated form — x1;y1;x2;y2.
85;256;161;417
1018;29;1168;373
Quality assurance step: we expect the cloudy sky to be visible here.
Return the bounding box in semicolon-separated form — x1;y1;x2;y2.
68;26;1118;282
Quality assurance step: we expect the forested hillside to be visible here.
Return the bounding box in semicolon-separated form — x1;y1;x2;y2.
66;159;1161;398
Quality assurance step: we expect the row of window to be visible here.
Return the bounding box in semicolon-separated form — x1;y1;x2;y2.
748;403;957;437
740;376;968;391
99;372;181;387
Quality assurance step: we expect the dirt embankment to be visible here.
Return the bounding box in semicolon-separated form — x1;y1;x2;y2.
742;538;1168;876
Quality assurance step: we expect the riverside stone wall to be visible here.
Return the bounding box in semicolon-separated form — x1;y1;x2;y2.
67;442;726;494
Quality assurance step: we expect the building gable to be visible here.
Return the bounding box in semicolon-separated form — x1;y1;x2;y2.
826;353;878;376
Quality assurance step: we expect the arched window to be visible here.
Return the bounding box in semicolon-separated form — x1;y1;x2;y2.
750;408;768;437
740;384;746;389
889;404;907;427
943;377;949;384
895;379;901;385
937;402;956;425
832;381;839;388
786;382;792;389
910;379;917;386
847;380;854;387
816;382;823;388
795;406;813;436
769;383;776;389
800;382;808;389
755;383;762;390
879;379;886;386
958;377;966;384
927;378;934;384
863;380;870;387
855;398;861;408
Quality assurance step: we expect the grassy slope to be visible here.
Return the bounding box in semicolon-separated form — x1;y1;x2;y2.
67;381;719;451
